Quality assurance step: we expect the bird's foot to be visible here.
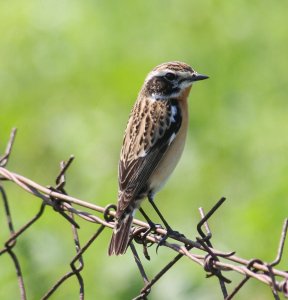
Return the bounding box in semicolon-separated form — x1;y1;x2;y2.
142;222;163;240
133;223;163;260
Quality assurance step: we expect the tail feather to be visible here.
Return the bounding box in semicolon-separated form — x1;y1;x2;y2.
108;213;134;256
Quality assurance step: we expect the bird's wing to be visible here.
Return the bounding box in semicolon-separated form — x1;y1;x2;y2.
117;98;182;216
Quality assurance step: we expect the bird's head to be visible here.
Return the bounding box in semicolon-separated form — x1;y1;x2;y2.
143;61;208;100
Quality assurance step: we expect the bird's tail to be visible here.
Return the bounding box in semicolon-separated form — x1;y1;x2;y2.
108;212;134;256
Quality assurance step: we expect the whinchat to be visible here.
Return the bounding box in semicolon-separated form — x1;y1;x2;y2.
108;61;208;256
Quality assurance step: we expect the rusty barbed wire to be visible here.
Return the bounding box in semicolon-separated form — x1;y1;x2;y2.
1;128;288;299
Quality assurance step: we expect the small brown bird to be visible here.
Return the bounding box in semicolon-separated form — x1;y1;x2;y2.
108;61;208;255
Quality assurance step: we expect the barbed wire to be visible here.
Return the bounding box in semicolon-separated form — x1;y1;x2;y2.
0;128;288;299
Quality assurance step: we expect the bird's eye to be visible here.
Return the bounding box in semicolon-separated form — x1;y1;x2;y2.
164;72;177;81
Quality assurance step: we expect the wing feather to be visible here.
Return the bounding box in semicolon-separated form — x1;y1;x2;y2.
117;98;181;216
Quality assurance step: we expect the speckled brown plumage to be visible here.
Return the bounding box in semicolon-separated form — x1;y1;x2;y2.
108;61;208;255
117;96;182;214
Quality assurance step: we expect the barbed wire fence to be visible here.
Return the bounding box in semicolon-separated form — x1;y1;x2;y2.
0;128;288;300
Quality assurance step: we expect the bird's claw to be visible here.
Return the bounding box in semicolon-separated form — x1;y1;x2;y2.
142;223;163;239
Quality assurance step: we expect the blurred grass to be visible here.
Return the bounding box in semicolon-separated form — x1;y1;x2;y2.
1;0;288;299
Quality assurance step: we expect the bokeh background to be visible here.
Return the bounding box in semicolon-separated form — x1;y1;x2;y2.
1;0;288;299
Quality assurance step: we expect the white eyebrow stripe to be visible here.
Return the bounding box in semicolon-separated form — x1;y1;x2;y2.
145;70;166;82
145;69;191;82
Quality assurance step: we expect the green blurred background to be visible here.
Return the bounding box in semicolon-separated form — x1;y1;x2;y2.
1;0;288;299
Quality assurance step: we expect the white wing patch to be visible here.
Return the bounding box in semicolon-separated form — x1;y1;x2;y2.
171;105;178;123
168;132;176;145
138;149;147;157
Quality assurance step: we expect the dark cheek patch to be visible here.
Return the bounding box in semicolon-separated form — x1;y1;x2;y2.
146;77;175;97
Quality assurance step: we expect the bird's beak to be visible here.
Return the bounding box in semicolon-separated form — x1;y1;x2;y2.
188;72;209;82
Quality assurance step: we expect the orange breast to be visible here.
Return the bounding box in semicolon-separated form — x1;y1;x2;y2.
148;91;190;194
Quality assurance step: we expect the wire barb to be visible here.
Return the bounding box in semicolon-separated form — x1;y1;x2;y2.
271;218;288;267
0;128;17;168
1;129;288;299
197;198;229;298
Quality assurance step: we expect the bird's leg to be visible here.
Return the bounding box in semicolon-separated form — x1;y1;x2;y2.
147;192;173;232
147;192;185;248
139;207;162;238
